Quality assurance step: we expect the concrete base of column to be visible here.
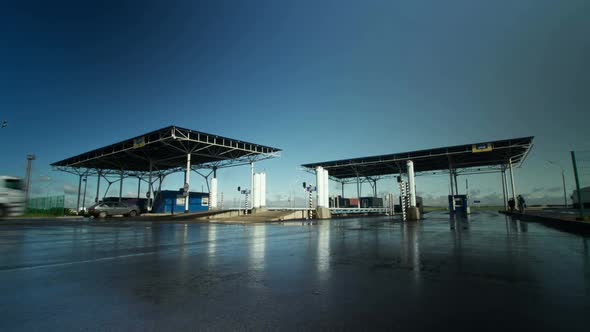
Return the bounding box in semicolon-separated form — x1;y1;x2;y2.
316;207;332;219
408;207;420;221
252;207;268;214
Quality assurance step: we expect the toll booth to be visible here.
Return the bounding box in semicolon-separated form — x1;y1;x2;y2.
360;197;384;208
333;196;350;208
152;190;209;214
448;195;470;214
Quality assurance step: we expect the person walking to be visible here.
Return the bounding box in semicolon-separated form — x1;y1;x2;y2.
508;198;516;212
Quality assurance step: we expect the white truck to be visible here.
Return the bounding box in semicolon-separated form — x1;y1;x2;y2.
0;176;26;218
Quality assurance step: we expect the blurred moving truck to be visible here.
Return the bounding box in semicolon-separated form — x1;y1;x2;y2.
0;176;25;218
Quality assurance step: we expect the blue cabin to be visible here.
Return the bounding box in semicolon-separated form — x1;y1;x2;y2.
152;190;209;214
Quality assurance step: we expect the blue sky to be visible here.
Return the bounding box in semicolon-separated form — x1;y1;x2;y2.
1;0;589;207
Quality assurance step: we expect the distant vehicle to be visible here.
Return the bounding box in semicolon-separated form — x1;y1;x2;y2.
87;201;140;218
0;176;25;218
571;186;590;208
102;197;149;214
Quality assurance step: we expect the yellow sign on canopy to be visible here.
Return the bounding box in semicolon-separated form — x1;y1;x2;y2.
472;143;492;153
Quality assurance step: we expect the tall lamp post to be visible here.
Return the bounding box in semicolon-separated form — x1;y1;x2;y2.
547;161;568;208
24;154;36;203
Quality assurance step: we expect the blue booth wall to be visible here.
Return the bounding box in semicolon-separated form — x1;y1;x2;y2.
152;190;208;213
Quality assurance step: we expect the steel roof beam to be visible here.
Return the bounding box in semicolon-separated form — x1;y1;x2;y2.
301;136;534;179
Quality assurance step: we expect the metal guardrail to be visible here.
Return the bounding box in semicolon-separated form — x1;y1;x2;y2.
330;208;389;214
266;207;391;214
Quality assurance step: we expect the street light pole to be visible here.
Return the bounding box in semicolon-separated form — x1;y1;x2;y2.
24;154;36;203
548;161;568;208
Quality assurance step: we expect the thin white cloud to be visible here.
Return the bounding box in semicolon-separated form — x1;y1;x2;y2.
38;176;51;182
64;184;78;195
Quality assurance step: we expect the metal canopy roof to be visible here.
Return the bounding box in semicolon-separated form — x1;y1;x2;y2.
302;136;534;182
52;126;281;176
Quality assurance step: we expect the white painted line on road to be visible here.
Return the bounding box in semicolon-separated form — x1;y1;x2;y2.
0;251;158;273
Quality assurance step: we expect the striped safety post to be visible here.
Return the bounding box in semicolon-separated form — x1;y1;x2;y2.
406;182;411;212
245;193;249;215
308;190;314;220
400;181;407;221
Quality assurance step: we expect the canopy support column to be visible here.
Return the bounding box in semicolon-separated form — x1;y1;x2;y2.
95;170;102;203
356;176;361;208
407;161;417;207
119;171;124;202
185;154;191;213
103;180;112;200
76;174;83;214
210;167;218;209
407;160;420;221
147;161;153;212
501;168;507;210
449;165;455;197
504;170;509;209
137;177;141;199
374;180;377;198
156;175;163;203
82;176;88;211
316;166;324;208
509;158;517;203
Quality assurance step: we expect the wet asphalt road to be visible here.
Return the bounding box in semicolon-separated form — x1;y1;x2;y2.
1;212;589;331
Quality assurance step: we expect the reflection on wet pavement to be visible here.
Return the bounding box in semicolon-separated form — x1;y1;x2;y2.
0;212;589;331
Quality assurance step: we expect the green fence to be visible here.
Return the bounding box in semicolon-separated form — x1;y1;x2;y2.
571;151;590;219
26;195;65;216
